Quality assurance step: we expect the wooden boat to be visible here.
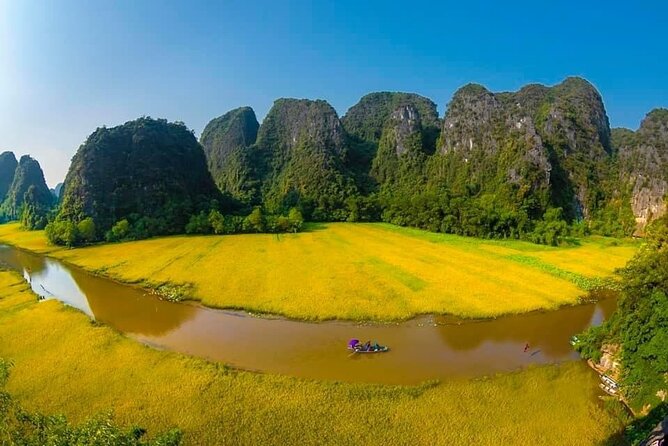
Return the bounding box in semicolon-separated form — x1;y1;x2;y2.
347;339;389;353
348;345;389;353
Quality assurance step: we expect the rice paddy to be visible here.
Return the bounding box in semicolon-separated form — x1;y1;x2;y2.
0;222;638;320
0;269;627;445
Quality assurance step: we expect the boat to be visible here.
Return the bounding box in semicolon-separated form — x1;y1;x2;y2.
351;345;389;353
348;339;389;353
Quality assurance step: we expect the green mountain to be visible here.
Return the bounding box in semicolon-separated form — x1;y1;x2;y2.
342;92;440;147
433;77;611;222
342;92;440;192
0;151;18;202
57;117;222;238
371;104;428;186
200;107;259;203
0;155;53;226
253;98;357;220
613;109;668;233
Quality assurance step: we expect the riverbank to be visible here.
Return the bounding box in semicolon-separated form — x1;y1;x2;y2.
0;268;627;444
0;222;638;321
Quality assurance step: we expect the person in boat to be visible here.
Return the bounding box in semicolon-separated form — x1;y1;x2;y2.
363;341;371;351
524;343;530;353
374;341;381;351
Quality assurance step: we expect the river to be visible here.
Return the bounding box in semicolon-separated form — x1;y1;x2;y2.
0;244;615;384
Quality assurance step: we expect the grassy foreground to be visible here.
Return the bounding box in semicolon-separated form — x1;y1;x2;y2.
0;222;637;320
0;269;626;445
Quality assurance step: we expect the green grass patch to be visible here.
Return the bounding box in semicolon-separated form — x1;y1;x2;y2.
505;254;620;291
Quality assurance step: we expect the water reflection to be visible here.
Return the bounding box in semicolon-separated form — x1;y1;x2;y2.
0;245;196;336
435;302;602;356
0;244;617;384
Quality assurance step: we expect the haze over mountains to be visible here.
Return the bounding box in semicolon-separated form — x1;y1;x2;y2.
0;152;53;226
1;76;666;241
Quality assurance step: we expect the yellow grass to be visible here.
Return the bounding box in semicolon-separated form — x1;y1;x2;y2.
0;269;625;445
531;237;638;277
0;222;638;320
0;223;52;253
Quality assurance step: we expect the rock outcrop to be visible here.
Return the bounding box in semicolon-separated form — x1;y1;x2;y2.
371;104;426;185
342;92;440;147
254;99;356;219
200;107;259;202
437;77;611;220
615;109;668;232
342;92;440;192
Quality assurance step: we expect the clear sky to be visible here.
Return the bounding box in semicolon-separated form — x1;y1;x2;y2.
1;0;666;186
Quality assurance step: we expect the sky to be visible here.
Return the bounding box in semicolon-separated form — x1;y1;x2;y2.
1;0;667;187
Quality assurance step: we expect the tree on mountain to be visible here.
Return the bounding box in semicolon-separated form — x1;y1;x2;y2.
20;185;52;230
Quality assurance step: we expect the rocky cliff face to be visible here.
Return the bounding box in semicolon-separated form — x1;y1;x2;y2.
200;107;260;203
342;92;440;146
258;99;347;160
342;92;440;192
254;99;356;219
615;109;668;232
58;117;221;235
440;84;501;156
0;155;52;220
371;104;426;185
0;151;18;202
387;105;423;156
437;77;610;220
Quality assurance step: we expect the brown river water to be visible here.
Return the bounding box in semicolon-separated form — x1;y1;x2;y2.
0;244;616;384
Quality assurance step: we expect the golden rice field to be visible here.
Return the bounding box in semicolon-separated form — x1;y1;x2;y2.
0;269;626;445
0;222;638;320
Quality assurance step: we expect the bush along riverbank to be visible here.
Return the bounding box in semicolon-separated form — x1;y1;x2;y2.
576;216;668;444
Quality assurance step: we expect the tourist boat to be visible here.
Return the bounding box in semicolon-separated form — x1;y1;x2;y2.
348;339;389;353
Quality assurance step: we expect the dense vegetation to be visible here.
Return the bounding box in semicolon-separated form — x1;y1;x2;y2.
42;117;306;246
54;117;224;242
0;358;182;445
341;92;441;192
373;78;627;241
576;216;668;413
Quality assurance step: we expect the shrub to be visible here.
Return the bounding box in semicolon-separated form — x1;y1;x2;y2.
45;220;79;247
244;207;265;233
288;207;304;233
185;212;211;234
106;219;130;242
77;217;96;243
208;209;225;234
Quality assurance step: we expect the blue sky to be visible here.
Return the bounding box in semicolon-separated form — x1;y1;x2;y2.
1;0;666;186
